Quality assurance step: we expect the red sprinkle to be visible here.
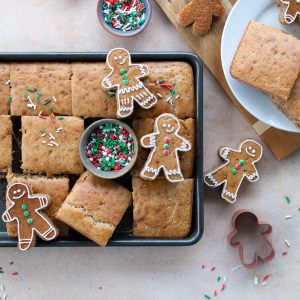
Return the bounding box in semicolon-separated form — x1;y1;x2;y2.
12;272;18;276
262;274;271;282
201;265;206;269
210;266;216;272
160;82;173;90
282;251;288;256
220;284;225;292
214;290;217;297
9;262;14;265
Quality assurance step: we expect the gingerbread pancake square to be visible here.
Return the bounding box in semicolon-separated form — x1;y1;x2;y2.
0;115;12;171
132;118;195;178
21;116;84;175
10;63;72;116
72;61;194;119
134;62;195;119
72;62;117;118
230;21;300;100
0;64;10;115
6;173;69;237
56;171;132;246
132;177;194;238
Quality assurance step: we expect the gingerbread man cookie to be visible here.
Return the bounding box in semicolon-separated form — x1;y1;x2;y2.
102;48;157;119
177;0;224;35
275;0;300;24
2;183;58;251
140;113;191;183
204;139;263;203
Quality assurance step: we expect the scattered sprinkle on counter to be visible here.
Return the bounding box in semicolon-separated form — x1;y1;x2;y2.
102;0;146;32
86;123;135;172
284;195;291;204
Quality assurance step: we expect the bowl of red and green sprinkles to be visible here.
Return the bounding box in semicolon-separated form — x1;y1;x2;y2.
97;0;151;37
79;119;138;179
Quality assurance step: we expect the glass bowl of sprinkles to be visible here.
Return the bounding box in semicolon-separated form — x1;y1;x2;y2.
79;119;138;179
97;0;151;37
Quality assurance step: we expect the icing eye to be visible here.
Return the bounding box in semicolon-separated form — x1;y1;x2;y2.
252;149;256;154
113;56;118;61
17;189;21;193
248;146;253;150
167;124;171;128
163;124;167;128
13;191;17;195
119;56;122;59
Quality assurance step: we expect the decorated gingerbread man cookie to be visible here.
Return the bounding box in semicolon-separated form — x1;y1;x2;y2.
275;0;300;24
177;0;224;35
2;183;58;251
102;48;157;119
140;113;191;183
204;139;263;203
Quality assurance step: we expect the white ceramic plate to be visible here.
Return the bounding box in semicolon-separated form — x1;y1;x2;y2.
221;0;300;133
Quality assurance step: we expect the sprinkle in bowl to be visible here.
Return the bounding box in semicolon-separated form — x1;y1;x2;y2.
79;119;138;179
97;0;152;37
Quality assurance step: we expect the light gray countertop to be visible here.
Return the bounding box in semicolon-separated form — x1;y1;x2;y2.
0;1;299;299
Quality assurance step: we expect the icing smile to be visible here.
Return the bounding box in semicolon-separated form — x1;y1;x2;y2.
119;58;126;65
246;147;256;157
13;191;26;199
166;127;174;133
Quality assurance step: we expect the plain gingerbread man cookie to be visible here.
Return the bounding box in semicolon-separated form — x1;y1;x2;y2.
102;48;157;119
204;139;263;203
2;183;58;251
275;0;300;24
140;113;192;183
177;0;224;35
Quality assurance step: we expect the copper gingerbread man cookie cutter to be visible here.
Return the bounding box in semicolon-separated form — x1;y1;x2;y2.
228;210;275;269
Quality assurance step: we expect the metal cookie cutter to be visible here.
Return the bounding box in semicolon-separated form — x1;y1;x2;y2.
228;210;275;269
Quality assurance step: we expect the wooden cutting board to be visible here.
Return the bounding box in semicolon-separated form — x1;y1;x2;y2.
155;0;300;160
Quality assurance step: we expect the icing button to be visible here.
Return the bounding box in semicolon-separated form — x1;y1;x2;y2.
120;68;127;75
163;144;169;150
236;164;241;170
27;218;33;224
123;79;129;85
164;137;170;143
122;74;128;80
21;204;27;210
24;211;30;217
232;169;237;175
240;160;245;166
163;150;169;156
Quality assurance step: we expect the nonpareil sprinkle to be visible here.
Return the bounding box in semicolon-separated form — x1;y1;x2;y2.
86;123;135;172
102;0;146;32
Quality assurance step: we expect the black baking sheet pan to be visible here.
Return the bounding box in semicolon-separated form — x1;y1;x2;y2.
0;52;203;247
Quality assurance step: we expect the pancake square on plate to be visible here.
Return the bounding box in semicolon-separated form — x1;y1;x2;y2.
230;20;300;100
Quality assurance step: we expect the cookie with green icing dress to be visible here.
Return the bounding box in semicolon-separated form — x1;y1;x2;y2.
102;48;157;118
2;183;58;251
204;139;263;204
140;113;192;183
